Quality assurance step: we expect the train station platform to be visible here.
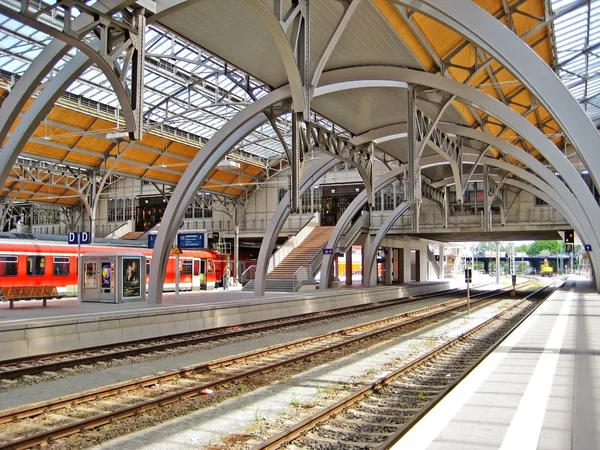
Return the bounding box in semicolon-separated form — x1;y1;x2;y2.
393;275;599;450
0;280;453;361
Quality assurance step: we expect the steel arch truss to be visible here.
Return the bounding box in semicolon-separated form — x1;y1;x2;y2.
0;0;144;139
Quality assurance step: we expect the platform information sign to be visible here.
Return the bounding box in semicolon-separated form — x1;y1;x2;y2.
148;234;157;249
68;231;91;245
177;232;207;249
585;244;593;251
323;248;333;255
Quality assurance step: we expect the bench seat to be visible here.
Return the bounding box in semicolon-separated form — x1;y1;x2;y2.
0;285;59;309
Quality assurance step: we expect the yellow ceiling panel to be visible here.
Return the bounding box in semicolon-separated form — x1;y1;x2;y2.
122;146;161;165
372;0;436;71
110;161;147;176
412;13;464;60
166;141;199;159
23;142;68;159
63;152;103;166
49;106;96;129
143;169;180;183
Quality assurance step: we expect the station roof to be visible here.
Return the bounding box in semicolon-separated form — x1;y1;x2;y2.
0;0;597;208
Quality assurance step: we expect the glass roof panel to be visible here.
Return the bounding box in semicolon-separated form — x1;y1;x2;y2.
552;0;600;124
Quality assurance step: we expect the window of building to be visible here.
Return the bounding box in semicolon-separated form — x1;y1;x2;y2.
53;257;70;276
383;185;394;210
116;198;124;221
108;199;116;222
0;255;18;276
278;188;288;203
125;198;132;220
535;197;547;206
27;255;45;276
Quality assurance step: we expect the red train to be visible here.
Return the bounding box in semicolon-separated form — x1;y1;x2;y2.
0;240;229;296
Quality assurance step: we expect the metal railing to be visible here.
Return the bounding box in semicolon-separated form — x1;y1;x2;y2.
240;265;257;287
267;214;317;275
293;264;314;292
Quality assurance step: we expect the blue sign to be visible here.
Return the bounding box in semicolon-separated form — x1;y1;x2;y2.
585;244;592;252
177;232;206;249
68;231;90;245
148;234;157;249
323;248;333;255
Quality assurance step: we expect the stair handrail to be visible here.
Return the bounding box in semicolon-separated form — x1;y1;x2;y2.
240;265;257;287
267;213;318;275
308;246;325;278
104;220;134;239
337;215;364;252
293;264;312;292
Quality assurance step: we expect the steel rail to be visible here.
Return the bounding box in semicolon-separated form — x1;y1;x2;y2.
250;279;560;450
0;283;495;379
0;280;524;449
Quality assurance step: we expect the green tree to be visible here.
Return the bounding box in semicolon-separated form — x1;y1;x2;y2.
527;240;560;256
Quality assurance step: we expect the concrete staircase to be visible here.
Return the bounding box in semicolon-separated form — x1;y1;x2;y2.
120;231;146;240
244;226;334;292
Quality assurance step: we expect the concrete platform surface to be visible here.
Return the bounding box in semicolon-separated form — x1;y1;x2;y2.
393;275;600;450
0;281;452;360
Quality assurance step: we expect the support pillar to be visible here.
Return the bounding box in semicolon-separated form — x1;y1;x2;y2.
384;247;392;285
483;164;490;231
345;249;352;285
415;250;422;281
393;248;400;283
439;244;445;279
400;248;411;283
496;242;500;284
407;84;422;232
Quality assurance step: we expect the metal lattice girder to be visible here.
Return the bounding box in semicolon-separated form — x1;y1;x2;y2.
421;181;445;207
0;0;144;139
300;120;374;203
416;108;460;166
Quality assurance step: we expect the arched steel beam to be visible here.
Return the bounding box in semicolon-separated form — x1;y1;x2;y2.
353;120;600;286
254;155;338;296
320;152;593;288
0;52;92;219
395;0;600;190
152;65;600;302
363;201;411;287
148;86;291;303
0;0;128;190
150;0;304;113
353;121;595;247
316;67;600;256
0;4;137;138
0;41;67;150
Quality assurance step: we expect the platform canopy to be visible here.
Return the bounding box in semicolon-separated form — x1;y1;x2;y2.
0;0;597;206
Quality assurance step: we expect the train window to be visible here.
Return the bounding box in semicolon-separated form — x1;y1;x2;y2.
27;255;46;276
207;259;214;274
53;257;70;276
182;259;193;275
146;260;150;275
0;255;18;276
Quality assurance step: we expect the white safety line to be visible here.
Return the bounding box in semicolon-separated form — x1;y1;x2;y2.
392;295;552;450
499;288;573;450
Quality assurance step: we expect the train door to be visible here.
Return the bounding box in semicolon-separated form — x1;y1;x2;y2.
181;258;193;291
192;258;202;291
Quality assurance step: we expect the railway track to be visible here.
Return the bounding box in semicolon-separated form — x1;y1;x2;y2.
0;283;496;381
249;279;561;450
0;280;532;449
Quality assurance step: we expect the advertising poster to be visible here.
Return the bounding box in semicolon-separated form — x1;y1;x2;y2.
122;257;141;298
101;262;111;289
